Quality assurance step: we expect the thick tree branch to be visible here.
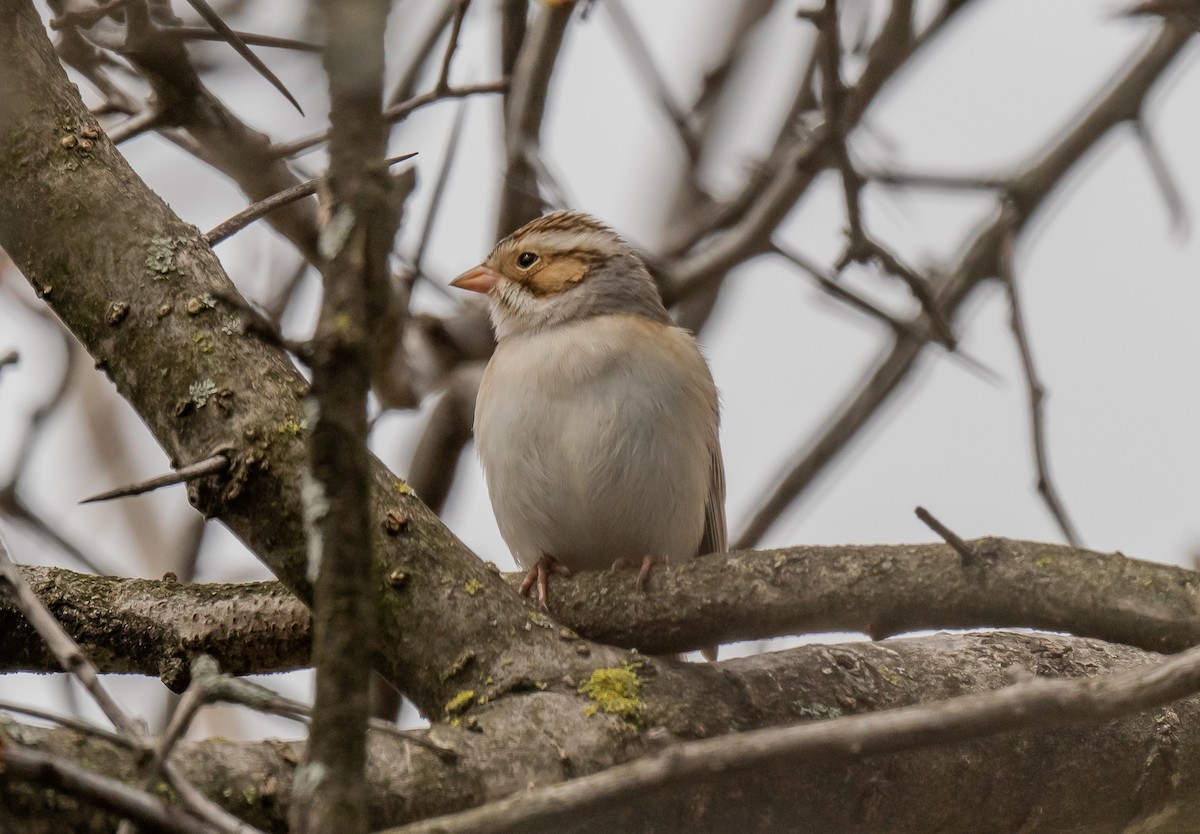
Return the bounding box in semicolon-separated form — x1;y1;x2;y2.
0;566;310;685
8;631;1200;833
396;635;1200;834
5;539;1199;680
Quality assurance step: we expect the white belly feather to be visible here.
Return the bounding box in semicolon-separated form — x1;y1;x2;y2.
474;315;717;572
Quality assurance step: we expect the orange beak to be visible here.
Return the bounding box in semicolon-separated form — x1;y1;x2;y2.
450;264;502;294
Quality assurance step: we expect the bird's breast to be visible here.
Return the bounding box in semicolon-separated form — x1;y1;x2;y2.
475;315;715;572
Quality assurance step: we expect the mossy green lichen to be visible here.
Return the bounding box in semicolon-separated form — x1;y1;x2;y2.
578;663;643;723
145;235;187;280
188;379;218;407
444;689;475;717
797;702;843;720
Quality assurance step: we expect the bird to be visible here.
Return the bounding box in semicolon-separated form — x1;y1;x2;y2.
451;210;725;659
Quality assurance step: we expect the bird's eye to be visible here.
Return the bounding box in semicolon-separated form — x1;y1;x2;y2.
516;252;539;269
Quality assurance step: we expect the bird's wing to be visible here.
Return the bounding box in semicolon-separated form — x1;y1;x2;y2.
698;436;727;557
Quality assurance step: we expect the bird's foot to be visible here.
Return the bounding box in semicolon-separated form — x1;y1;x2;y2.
519;554;570;609
610;554;656;592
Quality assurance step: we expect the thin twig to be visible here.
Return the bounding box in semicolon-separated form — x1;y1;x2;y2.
841;233;957;349
0;699;132;748
819;0;866;244
733;24;1190;550
205;152;417;246
998;214;1081;547
864;167;1009;191
0;485;109;574
772;241;999;383
0;745;213;834
387;0;460;106
435;0;471;93
274;81;506;159
603;0;700;161
106;108;163;144
412;105;467;274
1131;116;1188;235
165;26;321;53
181;0;304;114
914;505;976;566
0;529;143;738
80;453;230;505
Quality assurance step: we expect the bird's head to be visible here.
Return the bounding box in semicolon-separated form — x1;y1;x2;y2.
451;211;668;340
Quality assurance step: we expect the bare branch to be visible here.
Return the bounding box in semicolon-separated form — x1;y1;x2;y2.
532;537;1200;656
80;452;230;505
204;152;416;247
603;0;700;161
1132;116;1189;234
496;1;574;236
914;505;976;565
387;0;459;106
274;80;507;159
165;26;321;53
0;743;214;834
0;529;142;738
998;213;1082;547
735;23;1193;548
179;0;304;113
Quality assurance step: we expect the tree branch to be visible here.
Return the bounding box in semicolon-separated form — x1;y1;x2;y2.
8;631;1200;833
4;539;1198;681
735;22;1194;547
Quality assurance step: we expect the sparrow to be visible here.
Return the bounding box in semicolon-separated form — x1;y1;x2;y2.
451;211;725;659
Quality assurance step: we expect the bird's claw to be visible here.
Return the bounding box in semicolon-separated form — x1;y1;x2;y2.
519;555;570;609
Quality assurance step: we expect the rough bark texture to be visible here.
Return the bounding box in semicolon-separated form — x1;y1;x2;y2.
293;1;396;831
0;566;309;685
4;538;1199;682
5;632;1200;833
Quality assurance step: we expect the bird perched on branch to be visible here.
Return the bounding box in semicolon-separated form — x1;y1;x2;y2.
452;211;725;659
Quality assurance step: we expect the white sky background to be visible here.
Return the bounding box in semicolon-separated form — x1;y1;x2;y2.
1;0;1198;738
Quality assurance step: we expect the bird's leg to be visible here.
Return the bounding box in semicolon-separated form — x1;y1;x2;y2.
519;554;570;608
637;554;654;591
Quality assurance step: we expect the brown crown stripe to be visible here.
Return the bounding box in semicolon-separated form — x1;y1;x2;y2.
513;211;613;239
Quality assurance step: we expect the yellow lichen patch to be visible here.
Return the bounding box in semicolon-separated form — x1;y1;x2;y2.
440;650;476;682
464;578;484;596
277;415;305;436
578;663;643;724
527;610;553;630
395;479;413;495
443;689;475;717
1035;556;1053;569
877;666;902;687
